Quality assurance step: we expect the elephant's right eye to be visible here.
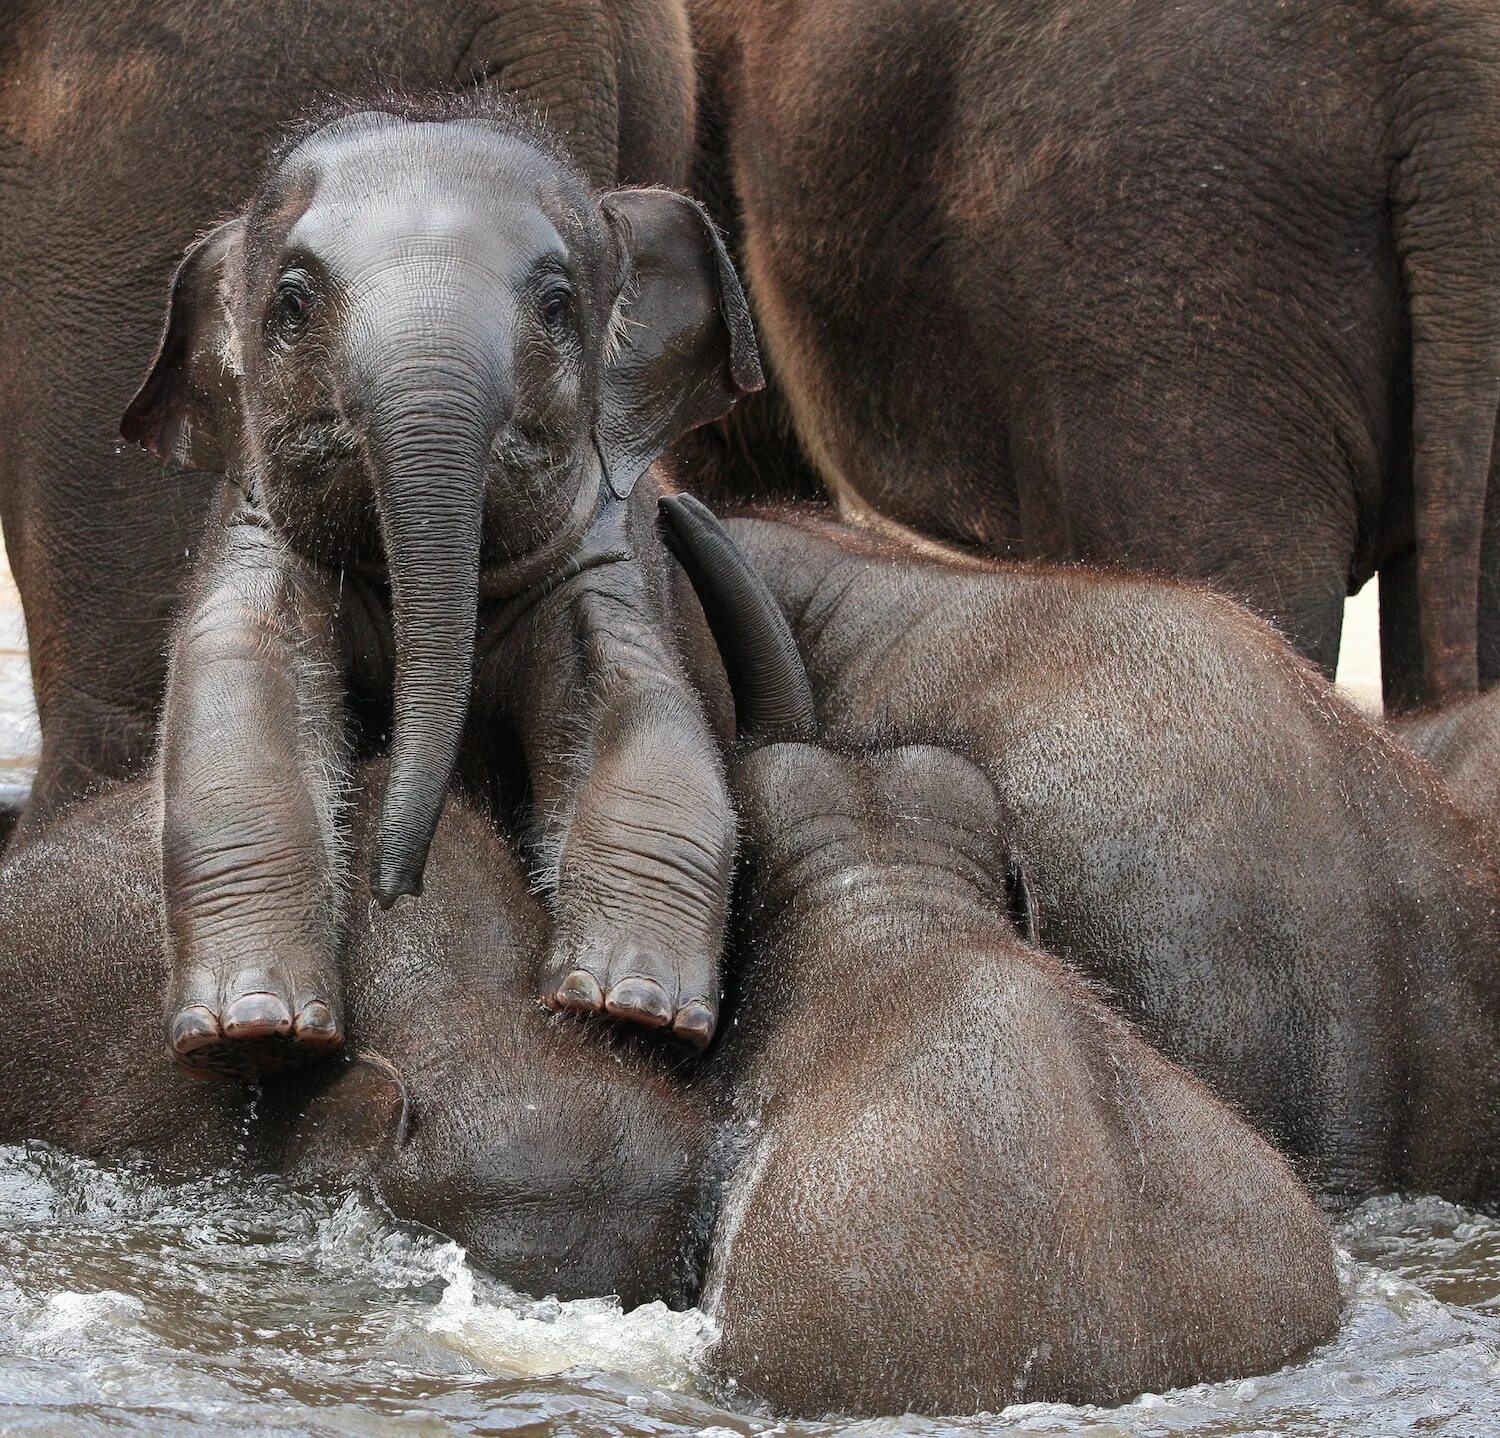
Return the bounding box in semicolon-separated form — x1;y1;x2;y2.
268;271;317;347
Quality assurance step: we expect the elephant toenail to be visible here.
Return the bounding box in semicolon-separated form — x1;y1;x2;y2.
222;992;293;1039
605;976;673;1027
672;1002;717;1049
557;970;605;1012
169;1005;220;1055
295;1001;340;1041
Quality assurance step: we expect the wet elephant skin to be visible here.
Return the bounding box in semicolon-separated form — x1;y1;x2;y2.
0;765;709;1311
694;740;1339;1417
726;507;1500;1206
120;102;759;1076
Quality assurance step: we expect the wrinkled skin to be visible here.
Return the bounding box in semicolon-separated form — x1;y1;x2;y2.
687;0;1500;706
124;104;759;1076
0;764;709;1309
693;740;1339;1416
726;508;1500;1204
0;0;695;835
1391;689;1500;857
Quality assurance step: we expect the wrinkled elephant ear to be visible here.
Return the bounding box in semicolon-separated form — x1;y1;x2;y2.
120;217;246;472
593;189;764;499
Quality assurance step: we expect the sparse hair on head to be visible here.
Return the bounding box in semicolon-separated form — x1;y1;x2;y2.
262;86;584;192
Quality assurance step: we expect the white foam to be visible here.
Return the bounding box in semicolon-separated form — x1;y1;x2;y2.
427;1257;717;1389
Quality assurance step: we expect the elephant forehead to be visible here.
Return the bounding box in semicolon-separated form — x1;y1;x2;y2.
281;120;591;249
285;195;570;288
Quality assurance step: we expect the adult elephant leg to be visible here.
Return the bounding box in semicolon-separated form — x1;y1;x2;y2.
1481;444;1500;692
1380;549;1425;713
457;0;621;187
0;334;221;849
1388;20;1500;701
458;1;698;190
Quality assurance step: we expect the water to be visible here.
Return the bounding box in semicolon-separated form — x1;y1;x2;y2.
0;1144;1492;1437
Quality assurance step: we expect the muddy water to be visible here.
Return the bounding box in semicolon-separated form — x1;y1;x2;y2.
2;566;1491;1432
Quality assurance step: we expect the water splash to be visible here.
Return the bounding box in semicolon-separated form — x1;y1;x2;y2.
0;1144;1497;1437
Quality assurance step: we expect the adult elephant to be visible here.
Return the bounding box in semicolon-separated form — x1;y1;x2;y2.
0;0;694;833
686;0;1500;707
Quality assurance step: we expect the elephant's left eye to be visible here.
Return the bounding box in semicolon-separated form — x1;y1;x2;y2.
269;271;317;346
538;281;575;334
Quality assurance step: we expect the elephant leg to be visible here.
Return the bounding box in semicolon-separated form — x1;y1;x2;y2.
0;461;216;847
1481;441;1500;693
1381;548;1426;713
509;557;735;1048
159;506;349;1080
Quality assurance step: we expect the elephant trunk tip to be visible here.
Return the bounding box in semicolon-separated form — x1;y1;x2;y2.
370;842;427;910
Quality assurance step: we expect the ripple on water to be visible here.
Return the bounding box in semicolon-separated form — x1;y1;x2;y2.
0;1144;1495;1437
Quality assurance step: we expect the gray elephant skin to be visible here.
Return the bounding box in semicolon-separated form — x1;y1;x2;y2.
687;0;1500;706
119;100;769;1076
0;0;694;834
672;497;1341;1413
1392;689;1500;857
0;757;1341;1418
719;504;1500;1206
0;763;708;1310
704;742;1337;1415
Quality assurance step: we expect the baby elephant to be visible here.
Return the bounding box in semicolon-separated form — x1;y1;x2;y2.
0;765;708;1309
120;96;768;1075
664;503;1340;1416
704;743;1339;1414
1391;689;1500;858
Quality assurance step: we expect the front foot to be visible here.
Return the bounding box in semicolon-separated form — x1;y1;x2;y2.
167;961;344;1081
543;939;718;1048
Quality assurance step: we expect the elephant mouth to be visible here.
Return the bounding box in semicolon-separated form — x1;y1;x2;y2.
479;509;633;653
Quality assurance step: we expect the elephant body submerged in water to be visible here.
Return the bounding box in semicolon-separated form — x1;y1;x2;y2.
0;0;696;836
119;100;773;1076
702;743;1338;1414
0;754;1340;1417
0;763;708;1309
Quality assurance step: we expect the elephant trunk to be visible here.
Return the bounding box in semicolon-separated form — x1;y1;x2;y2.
364;365;501;907
658;493;816;742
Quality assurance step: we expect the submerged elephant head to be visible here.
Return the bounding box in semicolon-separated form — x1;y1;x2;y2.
122;97;761;906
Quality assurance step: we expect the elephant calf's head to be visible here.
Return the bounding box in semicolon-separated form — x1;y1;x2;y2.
122;96;762;905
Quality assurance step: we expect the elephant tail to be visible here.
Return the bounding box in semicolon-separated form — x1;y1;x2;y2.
1389;17;1500;701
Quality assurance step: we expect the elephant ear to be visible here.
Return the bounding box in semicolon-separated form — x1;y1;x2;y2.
594;189;763;500
281;1051;415;1186
120;217;245;472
